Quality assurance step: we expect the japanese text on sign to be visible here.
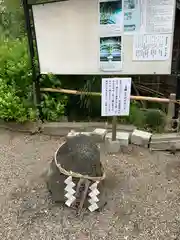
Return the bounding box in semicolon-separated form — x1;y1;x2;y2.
101;77;131;116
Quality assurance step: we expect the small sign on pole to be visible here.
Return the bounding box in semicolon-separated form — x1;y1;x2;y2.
101;77;132;140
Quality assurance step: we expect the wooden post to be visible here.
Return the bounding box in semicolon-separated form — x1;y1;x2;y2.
112;116;117;141
165;93;176;131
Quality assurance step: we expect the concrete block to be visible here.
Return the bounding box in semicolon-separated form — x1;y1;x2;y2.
105;138;121;153
151;133;180;142
92;128;107;142
131;129;152;147
67;130;92;138
150;140;180;151
149;133;180;151
105;131;130;147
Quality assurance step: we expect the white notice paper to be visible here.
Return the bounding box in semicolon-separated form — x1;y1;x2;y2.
145;0;175;33
101;78;131;116
133;34;171;61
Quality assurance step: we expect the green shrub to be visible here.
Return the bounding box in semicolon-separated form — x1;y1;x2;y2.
118;101;146;127
0;79;37;122
0;37;67;122
118;101;166;132
41;93;67;121
143;109;166;132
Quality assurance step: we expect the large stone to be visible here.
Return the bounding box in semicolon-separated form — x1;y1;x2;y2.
131;129;152;147
91;128;107;142
105;138;121;153
45;135;107;210
105;131;130;147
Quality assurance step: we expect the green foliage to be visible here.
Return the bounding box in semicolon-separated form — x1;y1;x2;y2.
0;37;35;122
41;93;67;121
0;37;33;97
118;101;166;132
143;109;166;132
0;36;67;122
0;0;25;39
118;101;146;127
0;79;36;122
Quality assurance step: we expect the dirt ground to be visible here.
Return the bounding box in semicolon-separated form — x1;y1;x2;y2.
0;129;180;240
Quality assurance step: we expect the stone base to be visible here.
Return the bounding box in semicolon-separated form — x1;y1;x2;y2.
105;138;121;153
105;131;130;147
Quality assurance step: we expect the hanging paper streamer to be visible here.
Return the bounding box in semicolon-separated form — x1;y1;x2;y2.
88;181;100;212
64;176;76;207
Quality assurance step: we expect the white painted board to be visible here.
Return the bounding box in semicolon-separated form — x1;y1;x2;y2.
32;0;176;75
101;77;131;116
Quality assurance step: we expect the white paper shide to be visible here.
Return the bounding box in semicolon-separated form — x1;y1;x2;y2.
101;78;131;116
64;176;76;207
88;181;100;212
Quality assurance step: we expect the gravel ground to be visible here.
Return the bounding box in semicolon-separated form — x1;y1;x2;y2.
0;129;180;239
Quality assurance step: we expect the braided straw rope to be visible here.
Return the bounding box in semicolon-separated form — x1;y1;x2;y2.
54;142;106;181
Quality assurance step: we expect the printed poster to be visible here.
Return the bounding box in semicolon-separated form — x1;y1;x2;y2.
99;0;123;71
133;34;171;61
100;36;122;71
123;0;141;34
99;0;123;36
145;0;175;33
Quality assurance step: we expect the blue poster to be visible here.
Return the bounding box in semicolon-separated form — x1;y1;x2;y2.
123;0;141;34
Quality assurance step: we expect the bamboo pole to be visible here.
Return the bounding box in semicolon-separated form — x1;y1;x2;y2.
40;87;180;104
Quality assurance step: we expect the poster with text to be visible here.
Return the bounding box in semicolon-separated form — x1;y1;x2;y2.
123;0;141;34
99;0;123;37
133;34;171;61
145;0;175;33
100;36;122;71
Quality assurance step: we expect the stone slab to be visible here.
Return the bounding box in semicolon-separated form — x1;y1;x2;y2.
150;140;180;151
131;129;152;147
151;133;180;142
105;131;130;147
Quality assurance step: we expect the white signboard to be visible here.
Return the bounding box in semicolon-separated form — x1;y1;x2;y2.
32;0;176;75
101;77;131;116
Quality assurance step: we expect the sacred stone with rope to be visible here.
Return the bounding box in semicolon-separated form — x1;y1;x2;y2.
46;134;107;213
